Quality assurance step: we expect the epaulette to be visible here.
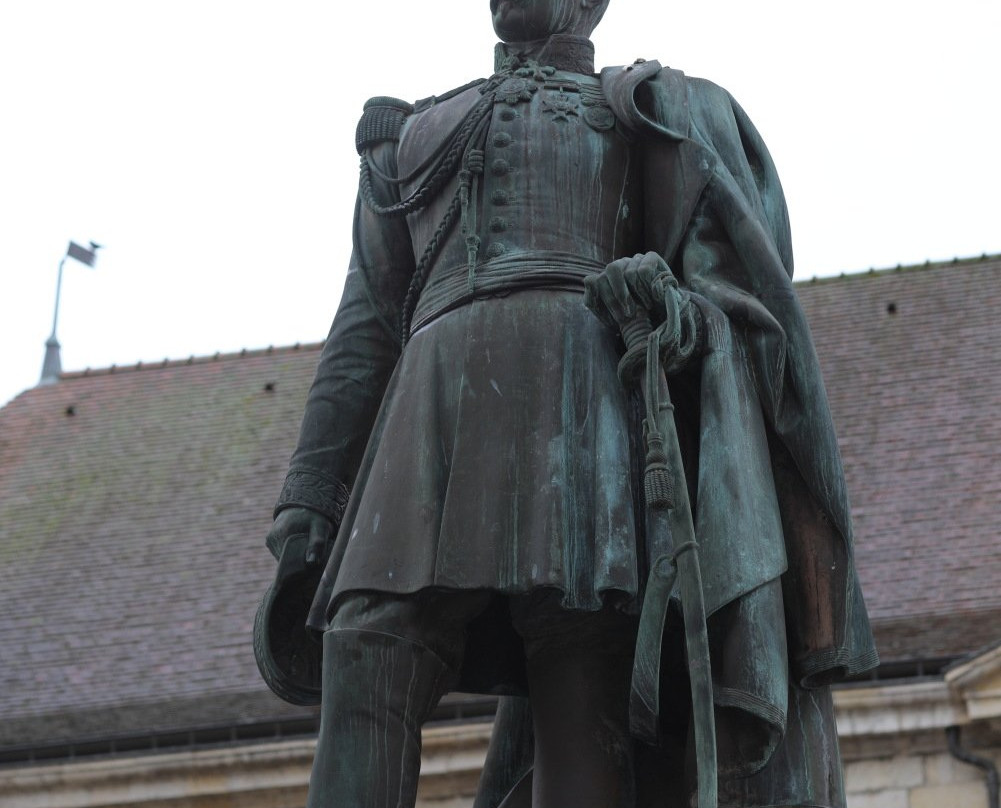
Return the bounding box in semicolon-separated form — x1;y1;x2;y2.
412;78;487;114
355;96;414;155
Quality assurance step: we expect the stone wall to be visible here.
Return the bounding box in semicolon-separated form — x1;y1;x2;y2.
3;717;998;808
845;746;1000;808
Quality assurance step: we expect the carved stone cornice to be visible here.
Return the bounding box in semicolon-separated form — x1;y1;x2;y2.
834;642;1001;739
0;724;493;808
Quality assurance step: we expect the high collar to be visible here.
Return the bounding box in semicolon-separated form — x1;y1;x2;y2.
494;34;595;75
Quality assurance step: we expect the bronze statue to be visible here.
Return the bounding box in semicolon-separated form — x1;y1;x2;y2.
255;1;878;806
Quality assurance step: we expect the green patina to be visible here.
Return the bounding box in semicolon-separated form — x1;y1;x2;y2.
255;2;877;807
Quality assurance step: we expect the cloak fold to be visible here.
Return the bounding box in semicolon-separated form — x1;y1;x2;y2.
592;61;876;805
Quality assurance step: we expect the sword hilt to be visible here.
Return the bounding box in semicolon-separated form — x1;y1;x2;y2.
620;311;653;352
616;311;652;385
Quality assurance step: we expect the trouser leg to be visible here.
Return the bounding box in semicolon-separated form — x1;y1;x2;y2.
514;596;638;808
306;627;454;808
527;646;636;808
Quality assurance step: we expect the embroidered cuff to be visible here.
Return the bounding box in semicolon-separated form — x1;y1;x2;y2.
274;469;351;526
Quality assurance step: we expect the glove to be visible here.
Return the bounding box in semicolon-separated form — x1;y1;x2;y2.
255;507;337;706
584;251;677;329
584;252;705;374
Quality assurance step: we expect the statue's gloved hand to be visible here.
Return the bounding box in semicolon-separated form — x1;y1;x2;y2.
584;252;673;329
266;506;336;567
585;252;706;374
256;505;332;706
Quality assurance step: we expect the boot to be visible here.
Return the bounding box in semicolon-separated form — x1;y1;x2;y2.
307;628;454;808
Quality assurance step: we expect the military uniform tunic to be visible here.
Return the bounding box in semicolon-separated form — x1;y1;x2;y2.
303;58;650;632
404;68;640;330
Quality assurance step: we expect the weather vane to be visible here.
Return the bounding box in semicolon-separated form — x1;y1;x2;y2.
39;240;101;385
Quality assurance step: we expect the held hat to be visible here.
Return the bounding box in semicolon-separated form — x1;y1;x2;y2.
253;532;324;706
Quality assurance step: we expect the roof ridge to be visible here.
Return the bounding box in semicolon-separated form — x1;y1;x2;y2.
796;251;1001;287
38;251;1001;380
59;341;325;381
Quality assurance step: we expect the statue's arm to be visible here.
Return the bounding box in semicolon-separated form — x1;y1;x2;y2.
270;134;416;561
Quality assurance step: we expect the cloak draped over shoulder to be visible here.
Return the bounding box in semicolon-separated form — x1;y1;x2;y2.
603;60;877;687
594;61;877;805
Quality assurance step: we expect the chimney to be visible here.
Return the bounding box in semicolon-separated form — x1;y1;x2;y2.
39;336;62;385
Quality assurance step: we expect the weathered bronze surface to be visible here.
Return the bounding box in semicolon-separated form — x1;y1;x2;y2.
255;1;878;806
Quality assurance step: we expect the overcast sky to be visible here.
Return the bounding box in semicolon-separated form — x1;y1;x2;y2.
2;0;999;408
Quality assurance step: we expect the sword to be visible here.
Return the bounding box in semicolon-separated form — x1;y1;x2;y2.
617;300;717;808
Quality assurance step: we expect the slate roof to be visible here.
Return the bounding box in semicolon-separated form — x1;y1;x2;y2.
797;255;1001;667
1;255;999;753
0;346;322;750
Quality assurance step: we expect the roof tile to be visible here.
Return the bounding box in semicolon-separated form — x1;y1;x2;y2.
797;256;1001;662
2;255;1000;745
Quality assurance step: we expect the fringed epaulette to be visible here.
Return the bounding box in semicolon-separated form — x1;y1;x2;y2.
355;96;414;155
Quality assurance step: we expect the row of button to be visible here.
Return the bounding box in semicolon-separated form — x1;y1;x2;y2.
485;109;518;258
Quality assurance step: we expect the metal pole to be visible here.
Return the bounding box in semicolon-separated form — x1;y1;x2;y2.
50;256;66;340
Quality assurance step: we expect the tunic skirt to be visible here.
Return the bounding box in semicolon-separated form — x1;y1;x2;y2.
311;287;643;629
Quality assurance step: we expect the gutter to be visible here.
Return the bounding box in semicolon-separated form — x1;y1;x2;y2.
946;725;999;808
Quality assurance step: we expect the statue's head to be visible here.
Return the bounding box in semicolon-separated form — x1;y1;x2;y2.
491;0;610;43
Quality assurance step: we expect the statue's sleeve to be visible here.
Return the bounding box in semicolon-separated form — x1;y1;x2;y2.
273;135;415;527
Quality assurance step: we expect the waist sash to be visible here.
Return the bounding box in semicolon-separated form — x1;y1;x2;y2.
409;251;606;335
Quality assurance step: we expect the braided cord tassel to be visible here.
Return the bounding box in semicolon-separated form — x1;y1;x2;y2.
399;186;464;342
642;327;676;511
400;114;490;343
359;94;494;219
